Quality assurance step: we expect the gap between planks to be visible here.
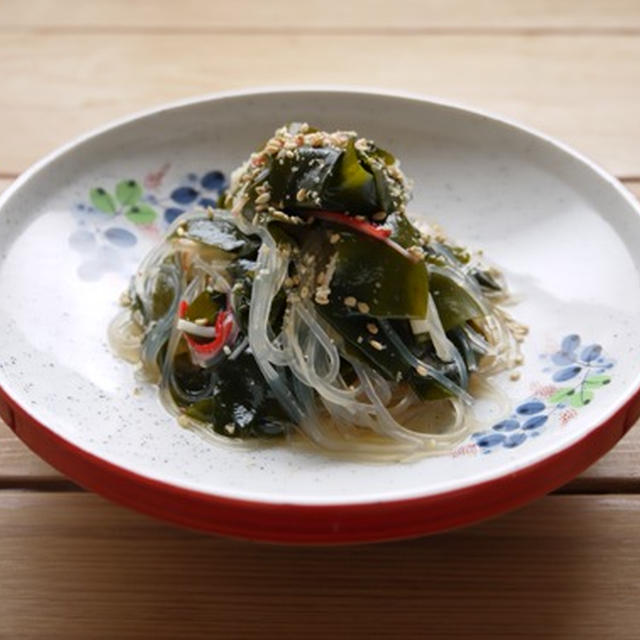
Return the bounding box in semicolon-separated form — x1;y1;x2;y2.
5;26;640;37
3;0;640;31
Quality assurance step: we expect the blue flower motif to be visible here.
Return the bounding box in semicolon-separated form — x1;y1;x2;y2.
171;186;199;205
201;170;226;191
164;207;184;224
553;366;581;382
516;401;545;415
470;334;615;454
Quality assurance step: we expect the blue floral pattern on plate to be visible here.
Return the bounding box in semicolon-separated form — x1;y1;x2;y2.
471;334;615;453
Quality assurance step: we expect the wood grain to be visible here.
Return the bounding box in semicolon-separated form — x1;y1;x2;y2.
1;34;640;176
0;491;639;639
3;0;640;31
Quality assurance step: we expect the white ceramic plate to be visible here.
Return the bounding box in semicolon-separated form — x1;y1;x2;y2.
1;88;639;543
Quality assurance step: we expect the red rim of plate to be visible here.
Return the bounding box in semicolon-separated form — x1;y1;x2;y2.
2;386;639;544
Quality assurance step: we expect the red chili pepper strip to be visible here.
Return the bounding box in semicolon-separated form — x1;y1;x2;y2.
178;300;234;356
309;210;419;263
310;210;391;240
186;310;233;355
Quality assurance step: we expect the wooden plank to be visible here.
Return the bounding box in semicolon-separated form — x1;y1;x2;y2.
2;418;640;488
0;428;60;482
2;0;640;31
1;34;639;177
624;179;640;198
0;492;639;638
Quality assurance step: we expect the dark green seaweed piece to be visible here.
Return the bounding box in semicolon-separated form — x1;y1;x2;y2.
257;137;402;220
316;310;459;401
429;270;483;331
172;214;260;257
304;227;429;319
171;352;213;399
184;290;225;324
185;351;290;439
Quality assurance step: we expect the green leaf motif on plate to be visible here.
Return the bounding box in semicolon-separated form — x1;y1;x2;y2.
125;203;157;225
583;375;611;388
569;388;594;408
89;187;117;214
549;387;573;403
116;179;143;206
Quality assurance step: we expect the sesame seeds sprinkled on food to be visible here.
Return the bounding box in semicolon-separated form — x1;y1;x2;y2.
112;122;525;457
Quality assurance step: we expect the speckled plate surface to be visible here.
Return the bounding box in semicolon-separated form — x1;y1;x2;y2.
1;88;639;543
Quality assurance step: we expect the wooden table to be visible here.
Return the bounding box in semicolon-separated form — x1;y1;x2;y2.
2;2;640;637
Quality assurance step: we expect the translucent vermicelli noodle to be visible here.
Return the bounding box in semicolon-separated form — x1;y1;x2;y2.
110;124;526;460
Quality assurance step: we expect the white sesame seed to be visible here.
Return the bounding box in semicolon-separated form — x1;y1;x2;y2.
223;345;232;356
354;137;368;151
194;318;208;326
177;414;190;428
357;336;364;344
366;323;378;335
176;226;186;237
370;339;386;351
224;423;236;435
296;188;307;202
344;296;357;308
357;301;370;314
329;233;340;244
300;286;309;299
415;365;428;377
372;211;387;221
